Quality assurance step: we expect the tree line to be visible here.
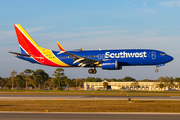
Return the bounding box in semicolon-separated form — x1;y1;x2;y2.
0;68;180;90
0;68;83;90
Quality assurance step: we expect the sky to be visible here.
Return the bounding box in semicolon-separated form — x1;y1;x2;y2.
0;0;180;80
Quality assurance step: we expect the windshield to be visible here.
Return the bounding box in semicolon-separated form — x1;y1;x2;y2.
160;53;166;56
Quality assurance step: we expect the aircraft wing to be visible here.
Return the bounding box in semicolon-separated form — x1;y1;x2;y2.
8;51;31;57
63;51;101;68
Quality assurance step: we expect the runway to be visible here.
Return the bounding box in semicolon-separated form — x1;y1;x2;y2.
0;112;180;120
0;95;180;100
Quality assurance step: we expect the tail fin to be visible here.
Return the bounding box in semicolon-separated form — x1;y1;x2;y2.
14;24;41;55
14;24;70;67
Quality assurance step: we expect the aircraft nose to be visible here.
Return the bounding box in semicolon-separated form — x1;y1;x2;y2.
167;55;174;62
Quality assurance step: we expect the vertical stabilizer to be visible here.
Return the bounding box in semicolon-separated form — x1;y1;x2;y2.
14;24;40;55
14;24;70;67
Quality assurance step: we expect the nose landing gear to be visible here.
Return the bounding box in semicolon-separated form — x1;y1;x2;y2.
155;69;159;73
88;68;97;74
155;66;159;73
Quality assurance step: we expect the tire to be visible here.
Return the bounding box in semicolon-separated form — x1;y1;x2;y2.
93;69;97;74
155;69;159;73
88;69;93;74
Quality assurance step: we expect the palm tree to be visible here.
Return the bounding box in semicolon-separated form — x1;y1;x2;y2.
11;70;17;90
52;68;65;90
24;69;33;89
15;75;23;90
65;78;71;90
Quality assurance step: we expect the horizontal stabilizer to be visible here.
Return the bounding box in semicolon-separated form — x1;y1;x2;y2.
8;51;31;57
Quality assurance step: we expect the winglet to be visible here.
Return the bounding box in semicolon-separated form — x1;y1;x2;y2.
57;41;65;51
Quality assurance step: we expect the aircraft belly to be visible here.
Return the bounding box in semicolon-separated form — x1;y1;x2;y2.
117;58;159;66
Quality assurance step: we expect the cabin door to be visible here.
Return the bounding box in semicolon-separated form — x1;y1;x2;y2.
152;51;156;59
40;55;44;62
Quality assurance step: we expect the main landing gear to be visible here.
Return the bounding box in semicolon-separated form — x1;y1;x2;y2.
88;68;97;74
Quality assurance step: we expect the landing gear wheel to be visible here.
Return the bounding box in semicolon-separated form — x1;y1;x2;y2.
88;69;93;74
93;69;97;74
88;69;97;74
155;69;159;73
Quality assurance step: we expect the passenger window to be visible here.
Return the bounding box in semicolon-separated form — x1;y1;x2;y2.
98;54;101;59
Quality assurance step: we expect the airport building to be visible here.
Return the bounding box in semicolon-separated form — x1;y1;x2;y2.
84;81;180;91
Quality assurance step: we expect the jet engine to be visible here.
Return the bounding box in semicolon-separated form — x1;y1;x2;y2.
101;59;122;70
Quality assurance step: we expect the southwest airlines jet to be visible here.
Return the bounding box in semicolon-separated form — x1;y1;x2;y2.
9;24;173;74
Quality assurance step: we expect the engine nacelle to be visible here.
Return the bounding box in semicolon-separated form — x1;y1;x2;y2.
101;59;122;70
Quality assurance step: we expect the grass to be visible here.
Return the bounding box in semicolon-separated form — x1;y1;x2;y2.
0;100;180;112
0;90;180;96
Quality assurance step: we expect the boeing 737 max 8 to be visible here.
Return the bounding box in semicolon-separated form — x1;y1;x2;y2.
9;24;174;74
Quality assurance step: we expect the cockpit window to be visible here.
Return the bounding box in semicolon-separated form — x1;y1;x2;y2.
160;53;166;56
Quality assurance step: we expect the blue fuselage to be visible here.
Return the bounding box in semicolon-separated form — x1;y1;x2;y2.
51;49;173;67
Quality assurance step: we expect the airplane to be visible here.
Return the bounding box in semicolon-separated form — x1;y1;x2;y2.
9;24;174;74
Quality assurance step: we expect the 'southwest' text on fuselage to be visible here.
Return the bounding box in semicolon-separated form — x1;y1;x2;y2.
105;51;147;58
